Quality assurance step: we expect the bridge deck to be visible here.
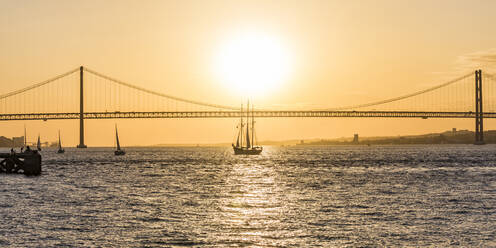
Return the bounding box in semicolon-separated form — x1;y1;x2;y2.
0;111;494;120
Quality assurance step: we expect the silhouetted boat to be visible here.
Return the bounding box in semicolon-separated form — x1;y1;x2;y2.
232;101;263;155
114;125;126;156
57;130;65;154
36;135;41;151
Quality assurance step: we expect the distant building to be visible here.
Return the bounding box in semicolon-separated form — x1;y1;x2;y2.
0;136;25;147
0;136;15;147
300;140;304;145
452;128;457;134
352;134;359;144
13;136;24;147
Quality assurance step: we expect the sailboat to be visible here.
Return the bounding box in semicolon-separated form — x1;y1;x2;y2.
36;135;41;151
114;125;126;156
57;130;65;154
232;101;263;155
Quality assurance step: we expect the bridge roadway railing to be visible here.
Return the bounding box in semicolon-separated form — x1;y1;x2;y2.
0;111;495;120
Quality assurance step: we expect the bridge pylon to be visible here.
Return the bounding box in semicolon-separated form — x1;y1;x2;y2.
76;66;87;148
475;69;485;145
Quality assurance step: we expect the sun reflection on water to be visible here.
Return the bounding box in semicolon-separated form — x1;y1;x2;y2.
213;149;287;246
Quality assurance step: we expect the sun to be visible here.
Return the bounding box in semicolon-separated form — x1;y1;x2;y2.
214;32;291;97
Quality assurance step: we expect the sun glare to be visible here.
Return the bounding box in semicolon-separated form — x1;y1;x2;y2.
215;32;291;97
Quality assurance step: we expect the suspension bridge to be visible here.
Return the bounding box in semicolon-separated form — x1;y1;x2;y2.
0;66;495;147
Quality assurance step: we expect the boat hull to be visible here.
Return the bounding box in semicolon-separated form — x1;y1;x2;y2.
233;146;263;155
57;149;65;154
114;150;126;156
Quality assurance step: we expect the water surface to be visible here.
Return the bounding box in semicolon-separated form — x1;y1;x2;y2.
0;145;495;247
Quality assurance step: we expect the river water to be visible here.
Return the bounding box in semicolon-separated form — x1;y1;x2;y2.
0;145;495;247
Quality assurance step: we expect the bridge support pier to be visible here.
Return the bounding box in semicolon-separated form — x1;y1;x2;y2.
77;66;87;148
475;69;485;145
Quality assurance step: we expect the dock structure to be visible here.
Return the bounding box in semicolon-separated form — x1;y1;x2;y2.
0;151;41;175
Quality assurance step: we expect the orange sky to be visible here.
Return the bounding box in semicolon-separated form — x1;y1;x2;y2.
1;0;496;146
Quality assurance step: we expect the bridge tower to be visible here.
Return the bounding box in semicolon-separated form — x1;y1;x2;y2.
77;66;87;148
475;69;484;145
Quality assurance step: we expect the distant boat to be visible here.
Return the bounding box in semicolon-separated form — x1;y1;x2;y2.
232;101;263;155
57;130;65;154
36;135;41;151
114;125;126;156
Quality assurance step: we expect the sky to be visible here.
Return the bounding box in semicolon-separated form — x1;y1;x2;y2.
1;0;496;146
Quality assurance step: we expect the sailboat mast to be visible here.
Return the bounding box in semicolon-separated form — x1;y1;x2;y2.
240;104;244;147
58;130;61;148
245;100;251;148
251;104;255;147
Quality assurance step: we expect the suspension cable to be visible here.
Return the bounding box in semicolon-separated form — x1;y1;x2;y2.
318;72;474;111
83;67;238;110
0;67;79;100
